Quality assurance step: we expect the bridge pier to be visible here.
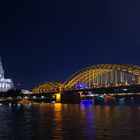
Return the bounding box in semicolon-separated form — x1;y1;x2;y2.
55;93;61;103
55;92;81;104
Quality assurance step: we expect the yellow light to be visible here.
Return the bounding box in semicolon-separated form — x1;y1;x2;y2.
79;91;83;99
55;93;61;103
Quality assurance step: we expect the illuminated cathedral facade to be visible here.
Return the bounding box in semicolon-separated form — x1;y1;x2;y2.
0;57;14;92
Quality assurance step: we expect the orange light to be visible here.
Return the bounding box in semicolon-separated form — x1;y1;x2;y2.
55;93;61;103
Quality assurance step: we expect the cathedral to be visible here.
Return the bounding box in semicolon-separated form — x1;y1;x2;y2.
0;57;14;92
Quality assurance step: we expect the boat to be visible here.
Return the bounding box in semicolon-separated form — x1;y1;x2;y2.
19;99;32;105
104;95;115;101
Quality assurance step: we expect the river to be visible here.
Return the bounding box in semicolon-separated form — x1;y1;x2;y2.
0;100;140;140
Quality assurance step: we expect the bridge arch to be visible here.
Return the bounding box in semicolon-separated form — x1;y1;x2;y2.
63;64;140;90
32;82;63;93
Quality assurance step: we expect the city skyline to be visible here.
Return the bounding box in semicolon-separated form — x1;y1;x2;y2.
1;0;140;89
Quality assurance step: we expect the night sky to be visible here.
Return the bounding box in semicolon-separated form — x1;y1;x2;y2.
1;0;140;89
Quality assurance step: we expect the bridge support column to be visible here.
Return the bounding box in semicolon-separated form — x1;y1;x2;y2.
55;92;81;103
55;93;61;103
61;92;81;104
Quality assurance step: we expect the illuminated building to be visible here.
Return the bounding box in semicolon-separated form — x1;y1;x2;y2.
0;57;14;92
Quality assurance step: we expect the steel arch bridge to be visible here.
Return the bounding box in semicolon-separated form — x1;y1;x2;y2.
32;82;63;93
63;64;140;90
32;64;140;93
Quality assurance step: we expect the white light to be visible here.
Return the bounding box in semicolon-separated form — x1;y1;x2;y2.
123;89;127;91
33;96;36;99
41;96;44;98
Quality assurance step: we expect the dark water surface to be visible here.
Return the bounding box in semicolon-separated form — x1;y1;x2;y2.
0;101;140;140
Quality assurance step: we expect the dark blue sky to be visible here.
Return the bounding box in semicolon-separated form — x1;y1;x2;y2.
1;0;140;89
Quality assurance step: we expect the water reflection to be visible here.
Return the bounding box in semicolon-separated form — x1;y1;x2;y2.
0;102;140;139
81;103;96;139
53;103;63;140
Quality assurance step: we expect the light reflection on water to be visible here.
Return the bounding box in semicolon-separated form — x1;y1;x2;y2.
0;102;140;139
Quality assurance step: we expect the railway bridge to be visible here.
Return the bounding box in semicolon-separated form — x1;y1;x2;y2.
31;64;140;103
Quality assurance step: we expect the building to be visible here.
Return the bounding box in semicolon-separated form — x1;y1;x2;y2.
22;89;32;94
0;57;14;92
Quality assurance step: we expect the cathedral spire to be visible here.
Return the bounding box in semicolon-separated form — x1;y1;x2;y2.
0;57;4;78
0;57;13;91
0;56;1;64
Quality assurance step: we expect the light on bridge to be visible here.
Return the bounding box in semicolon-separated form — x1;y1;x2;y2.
33;96;36;99
41;96;44;99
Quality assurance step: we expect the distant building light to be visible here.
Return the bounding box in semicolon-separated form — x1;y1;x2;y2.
123;89;127;91
22;90;30;94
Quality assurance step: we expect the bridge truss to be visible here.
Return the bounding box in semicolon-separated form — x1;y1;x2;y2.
32;64;140;93
63;64;140;90
32;82;63;93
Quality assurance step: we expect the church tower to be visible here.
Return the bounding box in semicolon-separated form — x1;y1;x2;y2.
0;57;4;79
0;57;14;92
